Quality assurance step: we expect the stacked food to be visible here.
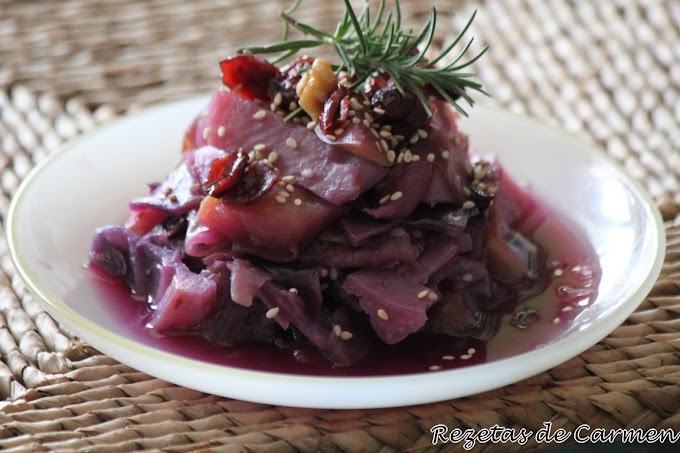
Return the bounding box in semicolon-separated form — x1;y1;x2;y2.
90;1;546;367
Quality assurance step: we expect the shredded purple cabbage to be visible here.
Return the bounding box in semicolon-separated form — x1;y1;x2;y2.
90;90;542;367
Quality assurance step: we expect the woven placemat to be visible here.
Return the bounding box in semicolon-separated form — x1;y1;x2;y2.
1;0;679;451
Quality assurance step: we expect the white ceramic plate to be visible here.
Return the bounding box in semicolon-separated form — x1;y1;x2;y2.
7;95;664;409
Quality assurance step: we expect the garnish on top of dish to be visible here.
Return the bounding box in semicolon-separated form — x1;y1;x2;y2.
89;0;600;370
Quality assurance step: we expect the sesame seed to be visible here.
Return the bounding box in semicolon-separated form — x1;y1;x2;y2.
269;102;277;111
286;184;295;192
442;355;455;361
441;150;450;159
202;127;211;140
427;153;435;162
391;137;399;147
394;134;405;141
333;324;342;336
373;107;386;115
379;195;390;204
289;101;298;111
552;317;561;324
335;128;345;136
286;137;297;149
364;112;374;122
467;348;476;355
273;92;283;106
409;133;419;144
277;190;290;198
265;307;280;319
363;119;372;128
463;201;476;210
403;150;413;163
254;143;267;151
275;196;287;204
329;267;339;281
460;354;472;360
320;268;329;278
427;292;439;302
379;132;391;141
412;155;420;162
352;117;361;124
294;198;302;206
462;273;474;283
253;110;266;120
553;269;564;277
374;142;383;153
377;309;389;321
417;128;428;139
340;331;353;340
387;150;396;163
301;169;314;178
217;126;226;137
268;151;279;164
282;175;296;184
429;365;443;371
462;187;471;197
350;98;364;110
363;100;371;107
397;152;405;164
390;191;403;201
562;306;573;312
307;121;317;130
370;128;380;139
289;287;298;294
168;194;178;202
417;289;430;299
324;134;337;142
380;139;389;152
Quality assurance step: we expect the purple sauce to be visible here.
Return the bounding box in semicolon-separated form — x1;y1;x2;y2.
89;200;600;377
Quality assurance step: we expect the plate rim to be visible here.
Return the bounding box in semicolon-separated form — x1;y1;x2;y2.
6;95;666;409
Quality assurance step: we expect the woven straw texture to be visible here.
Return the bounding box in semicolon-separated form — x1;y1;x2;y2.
1;0;679;451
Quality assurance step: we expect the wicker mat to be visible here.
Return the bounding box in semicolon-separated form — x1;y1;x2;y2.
1;0;679;451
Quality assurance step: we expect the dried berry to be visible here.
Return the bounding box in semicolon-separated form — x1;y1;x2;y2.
203;150;279;205
220;55;279;102
203;150;249;198
319;88;351;134
371;86;429;129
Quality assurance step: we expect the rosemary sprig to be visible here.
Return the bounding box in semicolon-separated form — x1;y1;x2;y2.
238;0;489;116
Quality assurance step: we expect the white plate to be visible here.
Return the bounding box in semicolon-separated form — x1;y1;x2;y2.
7;95;664;409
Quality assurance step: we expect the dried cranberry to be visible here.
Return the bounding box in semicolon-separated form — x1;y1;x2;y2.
319;88;351;134
203;150;279;205
203;150;249;198
220;55;279;102
221;161;279;205
371;86;429;129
